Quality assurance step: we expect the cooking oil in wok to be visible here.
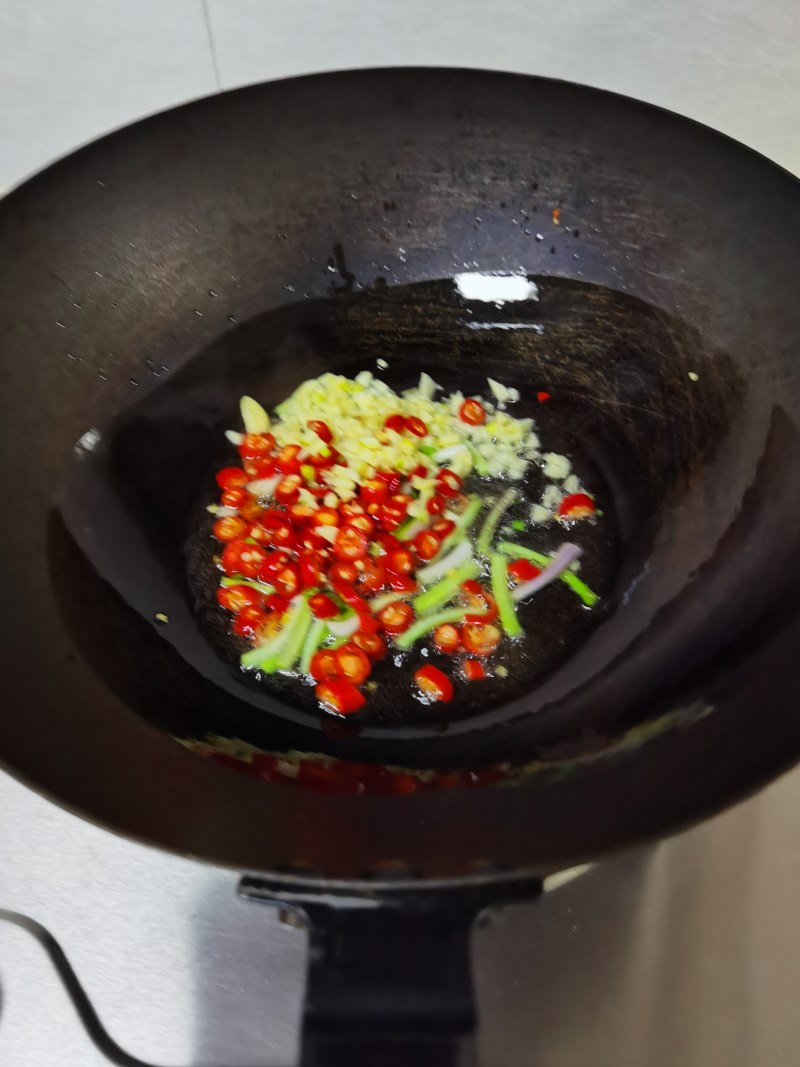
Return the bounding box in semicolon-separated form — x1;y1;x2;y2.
53;273;737;748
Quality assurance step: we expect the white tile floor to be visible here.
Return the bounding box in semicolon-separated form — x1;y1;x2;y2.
1;0;798;192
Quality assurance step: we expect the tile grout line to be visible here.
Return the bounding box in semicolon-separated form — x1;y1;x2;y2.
200;0;223;90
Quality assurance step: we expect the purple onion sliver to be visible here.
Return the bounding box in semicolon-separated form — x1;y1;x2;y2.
510;542;583;602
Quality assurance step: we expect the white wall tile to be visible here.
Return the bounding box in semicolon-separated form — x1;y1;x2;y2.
2;0;797;189
0;0;218;190
206;0;800;175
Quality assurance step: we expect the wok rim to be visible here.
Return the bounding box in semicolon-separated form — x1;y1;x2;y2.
0;65;798;881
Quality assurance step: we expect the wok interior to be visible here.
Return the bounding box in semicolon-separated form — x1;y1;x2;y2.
51;272;752;772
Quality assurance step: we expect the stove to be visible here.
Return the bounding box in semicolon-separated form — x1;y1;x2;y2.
2;765;800;1066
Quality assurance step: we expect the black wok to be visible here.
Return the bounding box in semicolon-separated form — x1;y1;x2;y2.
1;69;799;1064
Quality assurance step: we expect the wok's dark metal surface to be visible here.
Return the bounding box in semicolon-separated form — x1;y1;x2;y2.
0;69;799;883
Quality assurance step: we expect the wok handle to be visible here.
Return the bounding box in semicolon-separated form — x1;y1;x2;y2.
300;895;477;1066
239;874;542;1067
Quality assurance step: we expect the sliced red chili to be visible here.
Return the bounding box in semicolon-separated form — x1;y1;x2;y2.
413;529;443;562
508;558;542;583
353;631;387;660
212;515;248;542
275;444;302;475
238;432;276;460
334;525;368;561
215;466;249;491
246;520;272;544
256;611;286;644
340;501;366;520
232;606;266;638
275;474;302;506
309;592;339;619
431;518;456;539
273;562;301;598
467;594;497;624
220;540;267;579
558;493;596;520
312;506;340;527
260;508;287;529
298;550;326;588
387;574;417;593
270;519;297;549
308;420;333;444
308;447;338;469
461;580;498;623
410;464;428;478
356;611;381;635
536;391;551;403
216;584;262;613
345;513;375;537
316;679;365;715
334;643;372;685
375;469;402;494
377;600;414;634
426;494;447;516
310;649;339;682
263;593;291;614
357;560;386;594
383;414;407;434
433;623;461;654
330;578;370;614
257;549;292;582
436;468;463;496
378;493;412;531
462;659;487;682
328;560;359;585
239;497;266;522
244;457;277;479
220;486;248;509
458;398;486;426
414;665;454;702
359;478;389;505
376;532;402;554
404;416;428;438
377;507;404;533
298;528;330;553
461;621;501;657
289;502;316;525
385;547;415;575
